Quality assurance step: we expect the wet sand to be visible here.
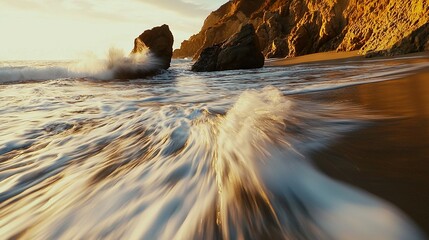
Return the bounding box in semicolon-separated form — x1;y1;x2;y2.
266;51;362;67
266;50;429;67
295;63;429;236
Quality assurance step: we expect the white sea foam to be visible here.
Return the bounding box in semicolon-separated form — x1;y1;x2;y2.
0;85;423;239
214;87;422;239
0;48;162;83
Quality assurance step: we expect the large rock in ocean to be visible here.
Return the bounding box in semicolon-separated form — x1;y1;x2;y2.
132;24;174;69
113;24;174;79
173;0;429;59
192;24;264;72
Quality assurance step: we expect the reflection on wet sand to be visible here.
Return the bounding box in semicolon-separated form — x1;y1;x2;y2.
307;70;429;236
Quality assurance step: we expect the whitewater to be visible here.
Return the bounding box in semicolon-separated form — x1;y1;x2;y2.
0;52;428;239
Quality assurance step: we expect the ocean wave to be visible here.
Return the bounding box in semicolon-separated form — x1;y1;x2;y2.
0;87;423;239
0;48;162;83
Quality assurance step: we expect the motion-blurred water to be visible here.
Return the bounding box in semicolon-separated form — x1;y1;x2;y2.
0;55;427;239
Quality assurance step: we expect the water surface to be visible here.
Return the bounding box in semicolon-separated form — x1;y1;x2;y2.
0;56;428;239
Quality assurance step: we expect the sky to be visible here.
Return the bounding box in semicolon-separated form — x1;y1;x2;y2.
0;0;226;60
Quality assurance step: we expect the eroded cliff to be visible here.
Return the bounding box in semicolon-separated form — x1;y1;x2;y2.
173;0;429;59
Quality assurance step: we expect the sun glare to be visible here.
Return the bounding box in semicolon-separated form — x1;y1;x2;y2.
0;0;222;60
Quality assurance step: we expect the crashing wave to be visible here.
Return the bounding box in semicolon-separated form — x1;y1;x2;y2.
0;48;163;83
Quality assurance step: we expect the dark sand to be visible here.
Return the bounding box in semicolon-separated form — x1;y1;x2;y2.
296;64;429;236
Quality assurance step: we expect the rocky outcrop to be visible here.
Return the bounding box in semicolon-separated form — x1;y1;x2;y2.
191;44;223;72
173;0;429;59
192;24;264;72
365;22;429;57
132;24;174;69
113;24;174;79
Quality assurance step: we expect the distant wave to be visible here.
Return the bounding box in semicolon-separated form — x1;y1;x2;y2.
0;48;163;83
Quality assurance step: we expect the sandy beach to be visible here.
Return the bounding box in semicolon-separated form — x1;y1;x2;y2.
280;52;429;236
266;51;429;67
266;51;362;67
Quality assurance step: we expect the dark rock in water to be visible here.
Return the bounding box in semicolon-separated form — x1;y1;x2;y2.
217;24;265;71
192;24;264;72
191;44;223;72
132;24;174;70
111;61;161;80
113;24;174;79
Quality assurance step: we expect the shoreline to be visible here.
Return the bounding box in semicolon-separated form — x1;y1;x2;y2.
266;50;361;67
295;65;429;236
265;51;429;68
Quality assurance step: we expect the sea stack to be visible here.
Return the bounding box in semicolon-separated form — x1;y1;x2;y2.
132;24;174;69
113;24;174;79
192;24;264;72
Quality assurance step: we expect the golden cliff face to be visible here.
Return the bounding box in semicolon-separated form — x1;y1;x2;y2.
339;0;429;55
173;0;429;59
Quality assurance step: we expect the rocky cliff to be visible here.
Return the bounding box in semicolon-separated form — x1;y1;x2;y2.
173;0;429;59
